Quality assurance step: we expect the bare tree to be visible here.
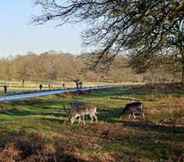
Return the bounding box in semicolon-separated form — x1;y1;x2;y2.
33;0;184;83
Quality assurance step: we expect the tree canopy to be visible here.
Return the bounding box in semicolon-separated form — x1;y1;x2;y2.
34;0;184;82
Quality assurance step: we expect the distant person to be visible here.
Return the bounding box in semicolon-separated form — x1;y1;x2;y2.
48;83;51;89
22;79;25;87
76;82;79;89
3;85;7;94
73;79;80;89
39;84;43;91
62;83;65;89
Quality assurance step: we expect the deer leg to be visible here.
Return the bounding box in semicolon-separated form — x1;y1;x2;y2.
78;116;81;124
133;113;136;119
71;117;75;125
82;115;86;125
128;113;132;120
89;114;93;123
94;114;98;122
142;112;145;119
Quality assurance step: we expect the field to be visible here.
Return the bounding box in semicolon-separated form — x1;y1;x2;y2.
0;84;184;162
0;80;124;96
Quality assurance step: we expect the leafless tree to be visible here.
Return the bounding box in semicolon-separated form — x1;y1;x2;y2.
33;0;184;83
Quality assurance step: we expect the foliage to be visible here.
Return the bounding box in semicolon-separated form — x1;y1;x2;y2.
0;52;139;82
33;0;184;82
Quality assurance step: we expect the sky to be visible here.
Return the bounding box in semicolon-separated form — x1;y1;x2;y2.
0;0;85;57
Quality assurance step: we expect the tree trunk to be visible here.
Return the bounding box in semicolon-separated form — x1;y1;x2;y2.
181;50;184;84
182;63;184;84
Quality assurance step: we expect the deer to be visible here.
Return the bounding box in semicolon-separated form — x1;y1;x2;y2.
122;101;145;120
68;101;98;125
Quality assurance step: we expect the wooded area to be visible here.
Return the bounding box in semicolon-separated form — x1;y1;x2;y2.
0;51;181;83
0;52;136;82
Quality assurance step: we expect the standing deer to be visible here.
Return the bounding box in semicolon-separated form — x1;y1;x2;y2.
122;101;145;119
69;102;98;125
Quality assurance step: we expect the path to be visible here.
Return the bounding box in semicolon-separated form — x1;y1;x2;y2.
0;86;112;102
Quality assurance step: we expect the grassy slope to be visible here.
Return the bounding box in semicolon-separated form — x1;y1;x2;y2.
0;85;184;161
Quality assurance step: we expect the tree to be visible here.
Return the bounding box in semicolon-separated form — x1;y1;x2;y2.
34;0;184;83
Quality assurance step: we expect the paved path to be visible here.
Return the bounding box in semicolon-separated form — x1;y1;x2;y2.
0;86;112;102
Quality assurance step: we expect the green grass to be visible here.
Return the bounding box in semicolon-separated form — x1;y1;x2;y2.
0;85;184;161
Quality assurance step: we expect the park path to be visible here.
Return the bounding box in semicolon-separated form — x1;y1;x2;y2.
0;86;111;102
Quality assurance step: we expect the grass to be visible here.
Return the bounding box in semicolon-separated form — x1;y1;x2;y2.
0;84;184;161
0;80;122;96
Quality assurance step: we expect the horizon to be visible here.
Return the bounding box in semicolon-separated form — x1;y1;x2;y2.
0;50;83;59
0;1;87;58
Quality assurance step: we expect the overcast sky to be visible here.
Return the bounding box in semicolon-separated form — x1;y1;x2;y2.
0;0;86;57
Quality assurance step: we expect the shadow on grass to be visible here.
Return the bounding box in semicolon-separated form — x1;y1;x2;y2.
87;86;135;97
2;108;33;116
86;83;184;99
97;106;184;134
0;96;72;114
1;108;68;119
121;120;184;134
98;107;123;123
11;99;69;107
113;130;184;161
40;116;66;124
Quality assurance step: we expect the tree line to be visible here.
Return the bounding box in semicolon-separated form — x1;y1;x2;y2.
0;51;181;83
0;52;139;82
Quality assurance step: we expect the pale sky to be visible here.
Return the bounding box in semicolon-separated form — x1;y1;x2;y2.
0;0;85;57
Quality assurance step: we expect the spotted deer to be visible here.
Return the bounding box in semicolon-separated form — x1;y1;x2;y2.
69;102;98;125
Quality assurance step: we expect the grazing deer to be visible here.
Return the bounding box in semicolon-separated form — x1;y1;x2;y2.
122;101;145;119
69;102;98;125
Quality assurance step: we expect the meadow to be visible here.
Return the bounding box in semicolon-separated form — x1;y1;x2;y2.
0;80;122;96
0;84;184;162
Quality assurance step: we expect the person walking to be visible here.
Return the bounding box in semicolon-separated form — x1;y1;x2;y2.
39;84;43;91
3;85;7;94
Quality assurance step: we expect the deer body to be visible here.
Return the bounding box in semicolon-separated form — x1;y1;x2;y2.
69;102;97;125
123;101;144;119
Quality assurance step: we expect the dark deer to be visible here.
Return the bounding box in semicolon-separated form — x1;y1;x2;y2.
122;101;145;119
